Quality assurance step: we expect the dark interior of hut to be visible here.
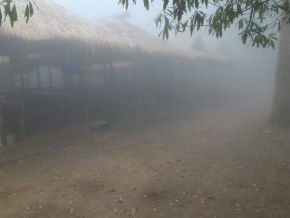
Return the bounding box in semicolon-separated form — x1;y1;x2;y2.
0;52;231;146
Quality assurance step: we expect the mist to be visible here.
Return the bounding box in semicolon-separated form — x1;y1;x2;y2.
1;1;290;218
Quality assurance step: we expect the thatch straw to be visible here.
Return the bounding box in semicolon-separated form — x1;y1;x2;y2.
0;0;130;61
98;14;230;64
99;14;178;60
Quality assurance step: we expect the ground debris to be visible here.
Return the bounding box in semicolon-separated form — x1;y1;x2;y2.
86;120;109;133
132;206;138;218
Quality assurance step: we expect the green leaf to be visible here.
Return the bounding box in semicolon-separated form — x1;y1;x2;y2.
163;0;169;10
162;26;169;39
165;16;170;26
11;4;17;21
277;4;286;10
285;0;290;11
190;22;194;35
270;40;275;49
126;0;129;9
195;0;199;9
176;23;180;32
182;20;188;31
237;3;242;15
4;1;11;18
241;31;248;44
187;0;192;12
144;0;149;10
29;1;34;16
177;9;183;21
25;4;29;23
238;19;244;29
205;0;208;8
0;9;2;26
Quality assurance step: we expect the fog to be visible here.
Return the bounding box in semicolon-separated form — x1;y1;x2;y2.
2;1;290;218
50;0;278;112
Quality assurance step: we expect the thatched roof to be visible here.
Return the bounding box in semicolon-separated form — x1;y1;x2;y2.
0;0;130;62
98;13;231;65
98;13;184;61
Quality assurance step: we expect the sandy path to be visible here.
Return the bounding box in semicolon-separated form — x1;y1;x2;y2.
0;92;290;218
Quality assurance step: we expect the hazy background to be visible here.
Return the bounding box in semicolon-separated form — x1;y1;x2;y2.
51;0;164;34
51;0;278;98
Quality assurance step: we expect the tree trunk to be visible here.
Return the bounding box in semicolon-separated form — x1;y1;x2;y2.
272;23;290;125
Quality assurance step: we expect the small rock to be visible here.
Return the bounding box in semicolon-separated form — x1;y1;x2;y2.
67;199;73;206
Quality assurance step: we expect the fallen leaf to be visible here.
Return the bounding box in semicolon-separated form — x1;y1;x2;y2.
67;199;73;206
132;206;138;218
68;208;75;213
105;188;116;192
152;203;160;209
123;208;130;214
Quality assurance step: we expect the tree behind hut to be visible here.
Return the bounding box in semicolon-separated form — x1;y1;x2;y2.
272;23;290;125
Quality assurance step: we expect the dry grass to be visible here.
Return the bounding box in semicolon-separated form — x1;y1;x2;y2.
0;0;130;58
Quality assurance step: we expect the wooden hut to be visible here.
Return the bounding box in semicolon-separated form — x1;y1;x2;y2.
93;13;232;120
0;0;131;145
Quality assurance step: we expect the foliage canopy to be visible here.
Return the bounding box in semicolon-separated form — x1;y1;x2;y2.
119;0;290;49
1;0;289;48
0;0;34;27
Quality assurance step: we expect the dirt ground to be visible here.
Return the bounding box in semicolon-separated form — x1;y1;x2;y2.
0;89;290;218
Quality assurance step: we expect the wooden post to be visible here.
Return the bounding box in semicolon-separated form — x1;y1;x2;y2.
137;95;141;120
37;66;41;91
119;96;124;121
20;103;26;140
0;106;4;147
104;64;109;87
26;73;31;89
69;94;75;123
152;93;156;114
108;62;115;87
20;73;25;92
85;105;89;122
48;65;53;90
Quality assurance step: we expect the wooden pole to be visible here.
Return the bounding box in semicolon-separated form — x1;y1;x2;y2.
48;65;53;90
37;66;41;91
137;95;141;120
152;93;156;114
20;103;26;140
0;106;4;147
120;96;124;121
